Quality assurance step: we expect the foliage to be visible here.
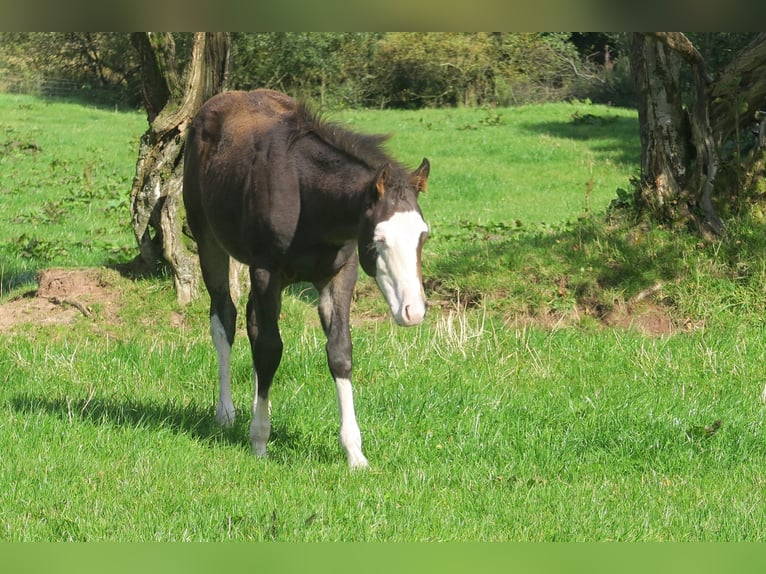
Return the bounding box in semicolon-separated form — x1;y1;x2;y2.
0;33;142;107
228;33;381;108
366;32;586;108
687;32;761;76
569;34;638;108
367;32;494;108
1;32;760;115
0;32;628;110
229;32;589;109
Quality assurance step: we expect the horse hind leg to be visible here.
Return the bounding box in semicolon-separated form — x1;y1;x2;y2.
246;268;284;458
210;300;237;428
197;240;238;428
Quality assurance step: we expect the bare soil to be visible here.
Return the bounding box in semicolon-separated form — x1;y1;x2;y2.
0;268;124;332
0;267;681;337
598;299;679;336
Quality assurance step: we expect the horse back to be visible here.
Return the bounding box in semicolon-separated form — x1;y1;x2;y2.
196;89;294;144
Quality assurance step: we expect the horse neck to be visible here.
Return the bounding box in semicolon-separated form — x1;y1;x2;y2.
299;153;375;240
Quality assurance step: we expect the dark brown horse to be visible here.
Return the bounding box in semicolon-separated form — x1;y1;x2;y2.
183;89;430;468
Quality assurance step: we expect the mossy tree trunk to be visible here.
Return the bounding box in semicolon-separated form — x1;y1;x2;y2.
129;32;230;304
629;32;722;235
710;33;766;147
709;33;766;202
629;32;766;234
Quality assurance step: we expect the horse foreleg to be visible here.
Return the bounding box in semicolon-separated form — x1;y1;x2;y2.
316;263;368;469
335;377;368;468
250;390;271;457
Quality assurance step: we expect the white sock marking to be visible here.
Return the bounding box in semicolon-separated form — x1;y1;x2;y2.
250;395;271;457
336;377;369;468
211;314;236;427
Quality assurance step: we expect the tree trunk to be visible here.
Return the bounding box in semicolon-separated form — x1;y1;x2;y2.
709;33;766;202
129;32;230;304
710;32;766;147
629;32;723;235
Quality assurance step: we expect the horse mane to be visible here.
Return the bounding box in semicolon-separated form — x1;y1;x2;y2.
291;101;394;170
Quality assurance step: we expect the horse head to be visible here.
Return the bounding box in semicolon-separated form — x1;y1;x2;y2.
359;158;430;327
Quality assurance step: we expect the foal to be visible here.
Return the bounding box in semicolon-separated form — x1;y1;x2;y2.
183;89;430;467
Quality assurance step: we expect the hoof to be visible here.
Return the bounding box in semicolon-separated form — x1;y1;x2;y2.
348;452;369;469
250;442;268;458
215;404;236;428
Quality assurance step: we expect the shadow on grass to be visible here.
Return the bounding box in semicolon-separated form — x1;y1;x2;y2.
9;392;339;464
518;112;640;167
426;214;693;315
0;257;39;298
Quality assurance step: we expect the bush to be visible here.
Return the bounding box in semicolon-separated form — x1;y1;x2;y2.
228;32;381;108
0;32;624;110
368;33;587;108
366;33;494;108
0;33;141;108
570;55;637;108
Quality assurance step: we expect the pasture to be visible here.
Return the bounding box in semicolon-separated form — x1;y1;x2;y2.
3;93;766;541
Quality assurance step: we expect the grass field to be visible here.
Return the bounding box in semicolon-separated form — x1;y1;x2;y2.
3;93;766;541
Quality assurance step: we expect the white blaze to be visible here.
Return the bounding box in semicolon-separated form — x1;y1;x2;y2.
373;210;428;326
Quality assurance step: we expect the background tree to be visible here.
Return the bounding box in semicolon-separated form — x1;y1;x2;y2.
129;32;230;304
708;33;766;201
1;32;627;109
0;32;140;106
628;32;766;234
228;33;379;107
629;32;722;234
368;32;582;108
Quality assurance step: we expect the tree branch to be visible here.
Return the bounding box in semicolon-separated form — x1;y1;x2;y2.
130;32;180;123
644;32;709;76
546;43;607;85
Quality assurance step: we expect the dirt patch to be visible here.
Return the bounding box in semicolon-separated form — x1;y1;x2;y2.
0;268;123;332
599;300;676;336
1;267;686;337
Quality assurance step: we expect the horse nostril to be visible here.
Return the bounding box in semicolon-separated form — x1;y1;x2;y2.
404;305;411;322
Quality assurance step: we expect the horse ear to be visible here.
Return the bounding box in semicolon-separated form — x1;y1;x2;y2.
374;163;390;200
413;158;430;193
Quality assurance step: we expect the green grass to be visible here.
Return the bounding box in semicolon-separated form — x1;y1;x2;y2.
338;102;638;227
3;94;766;541
0;94;146;292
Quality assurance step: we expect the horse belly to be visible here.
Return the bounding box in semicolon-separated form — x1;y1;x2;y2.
282;240;357;283
207;200;296;269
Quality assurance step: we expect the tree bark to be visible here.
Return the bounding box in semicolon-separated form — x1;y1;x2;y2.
630;33;690;223
710;32;766;147
129;32;230;304
629;32;723;235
